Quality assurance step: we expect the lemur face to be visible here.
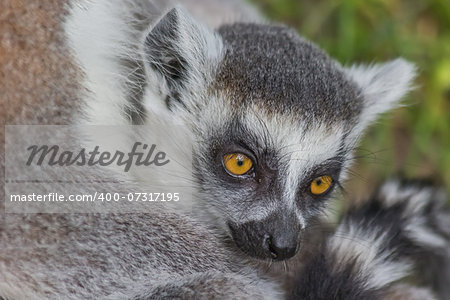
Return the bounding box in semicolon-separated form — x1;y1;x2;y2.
194;108;349;260
143;8;415;260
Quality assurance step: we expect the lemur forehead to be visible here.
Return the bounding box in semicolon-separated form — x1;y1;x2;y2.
213;23;362;124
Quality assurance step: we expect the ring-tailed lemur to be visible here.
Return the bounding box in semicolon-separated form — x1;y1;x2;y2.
0;0;449;299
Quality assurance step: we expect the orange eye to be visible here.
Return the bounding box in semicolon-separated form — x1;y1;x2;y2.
223;153;253;176
310;175;333;195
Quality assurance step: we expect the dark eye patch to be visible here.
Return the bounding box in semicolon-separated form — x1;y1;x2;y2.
298;156;344;195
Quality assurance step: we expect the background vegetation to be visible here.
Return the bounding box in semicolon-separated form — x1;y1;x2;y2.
250;0;450;199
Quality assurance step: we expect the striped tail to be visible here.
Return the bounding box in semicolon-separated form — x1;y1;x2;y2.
290;179;449;300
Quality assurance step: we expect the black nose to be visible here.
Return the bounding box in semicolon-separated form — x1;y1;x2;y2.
227;211;301;261
264;234;298;260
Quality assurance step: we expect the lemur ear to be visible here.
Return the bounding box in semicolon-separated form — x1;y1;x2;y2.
344;58;417;138
143;7;223;111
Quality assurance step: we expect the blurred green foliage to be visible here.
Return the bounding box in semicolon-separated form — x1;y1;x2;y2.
250;0;450;197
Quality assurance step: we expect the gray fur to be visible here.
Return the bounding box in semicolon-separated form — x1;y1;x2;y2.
214;23;362;125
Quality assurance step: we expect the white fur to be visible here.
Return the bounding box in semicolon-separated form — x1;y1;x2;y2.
141;5;225;115
65;1;147;125
65;2;226;214
329;220;412;289
344;59;417;141
379;180;448;249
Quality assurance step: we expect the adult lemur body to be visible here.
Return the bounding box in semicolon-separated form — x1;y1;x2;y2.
1;0;449;299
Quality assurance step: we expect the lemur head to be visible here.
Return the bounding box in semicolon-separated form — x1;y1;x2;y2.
142;7;416;261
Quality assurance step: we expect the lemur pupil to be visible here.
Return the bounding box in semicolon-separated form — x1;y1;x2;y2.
316;179;322;185
237;160;244;166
